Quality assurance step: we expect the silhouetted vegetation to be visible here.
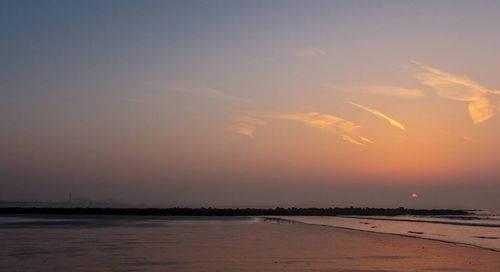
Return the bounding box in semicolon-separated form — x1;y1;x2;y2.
0;207;469;216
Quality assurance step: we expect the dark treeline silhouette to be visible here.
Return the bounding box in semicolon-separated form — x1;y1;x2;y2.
0;207;469;216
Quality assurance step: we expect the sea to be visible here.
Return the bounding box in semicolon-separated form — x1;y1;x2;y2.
0;211;499;271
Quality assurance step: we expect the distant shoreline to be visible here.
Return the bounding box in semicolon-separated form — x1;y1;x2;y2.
0;207;469;216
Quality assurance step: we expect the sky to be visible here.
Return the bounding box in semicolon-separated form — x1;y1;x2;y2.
1;0;499;209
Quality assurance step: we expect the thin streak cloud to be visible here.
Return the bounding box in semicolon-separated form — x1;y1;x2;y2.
327;85;425;99
351;102;406;131
166;84;251;103
231;115;269;126
413;62;499;124
262;111;373;146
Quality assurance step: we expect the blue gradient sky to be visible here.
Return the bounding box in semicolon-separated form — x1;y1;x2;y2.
1;1;499;208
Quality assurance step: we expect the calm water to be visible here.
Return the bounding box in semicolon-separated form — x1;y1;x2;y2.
1;214;499;271
0;216;260;272
274;211;500;251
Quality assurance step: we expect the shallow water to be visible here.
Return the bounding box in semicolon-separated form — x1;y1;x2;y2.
0;216;260;272
274;212;500;251
1;215;499;271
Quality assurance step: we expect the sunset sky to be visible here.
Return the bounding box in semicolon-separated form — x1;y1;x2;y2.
1;1;499;209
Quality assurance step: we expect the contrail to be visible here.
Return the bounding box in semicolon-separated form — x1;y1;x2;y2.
351;102;405;131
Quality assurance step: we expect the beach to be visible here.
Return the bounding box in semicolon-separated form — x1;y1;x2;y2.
0;216;499;271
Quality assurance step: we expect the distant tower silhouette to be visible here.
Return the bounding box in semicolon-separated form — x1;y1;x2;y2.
68;193;72;203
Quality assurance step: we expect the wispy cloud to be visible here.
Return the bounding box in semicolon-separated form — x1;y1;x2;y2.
261;111;373;146
228;124;257;138
287;47;327;58
413;61;499;124
351;102;406;131
328;85;425;99
166;84;251;103
230;115;269;126
227;115;268;138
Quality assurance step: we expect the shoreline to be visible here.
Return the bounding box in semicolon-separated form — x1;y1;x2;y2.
263;216;500;253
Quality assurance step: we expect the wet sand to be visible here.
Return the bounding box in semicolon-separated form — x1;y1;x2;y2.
0;217;499;271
